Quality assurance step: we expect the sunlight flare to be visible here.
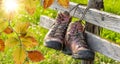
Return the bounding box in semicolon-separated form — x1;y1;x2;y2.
3;0;18;13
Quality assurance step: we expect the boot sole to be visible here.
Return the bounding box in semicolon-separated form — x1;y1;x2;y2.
72;50;95;61
44;41;62;50
62;46;72;55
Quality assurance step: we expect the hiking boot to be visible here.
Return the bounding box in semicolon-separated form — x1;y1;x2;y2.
44;11;71;50
64;22;94;60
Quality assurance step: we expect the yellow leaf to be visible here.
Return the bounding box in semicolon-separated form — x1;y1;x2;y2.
25;7;36;15
24;61;29;64
0;19;9;32
14;22;30;35
4;27;13;34
21;36;38;48
43;0;54;9
24;0;37;7
21;37;33;48
58;0;69;8
27;50;44;62
5;37;19;48
25;31;34;37
24;0;37;15
12;46;27;64
25;36;38;47
0;39;5;52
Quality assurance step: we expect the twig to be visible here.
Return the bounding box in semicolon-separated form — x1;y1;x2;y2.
8;19;22;46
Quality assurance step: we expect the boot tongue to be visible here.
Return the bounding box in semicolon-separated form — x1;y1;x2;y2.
69;22;85;39
61;11;71;23
69;23;77;34
75;22;84;32
56;11;71;24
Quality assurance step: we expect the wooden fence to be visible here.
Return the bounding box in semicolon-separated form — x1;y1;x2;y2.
39;1;120;64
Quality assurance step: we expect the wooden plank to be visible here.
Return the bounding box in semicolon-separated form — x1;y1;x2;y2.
40;15;55;29
39;16;120;62
86;31;120;62
41;1;120;33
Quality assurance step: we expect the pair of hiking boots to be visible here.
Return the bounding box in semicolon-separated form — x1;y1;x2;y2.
44;11;94;60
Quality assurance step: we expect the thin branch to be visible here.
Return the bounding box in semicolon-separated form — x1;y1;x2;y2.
8;19;22;46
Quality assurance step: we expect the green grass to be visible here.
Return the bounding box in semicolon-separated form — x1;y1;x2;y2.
32;26;120;64
0;0;120;64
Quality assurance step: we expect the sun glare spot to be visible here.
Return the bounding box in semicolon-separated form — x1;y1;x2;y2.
3;0;18;13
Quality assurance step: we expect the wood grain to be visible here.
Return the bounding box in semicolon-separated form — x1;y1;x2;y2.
47;2;120;33
39;16;120;62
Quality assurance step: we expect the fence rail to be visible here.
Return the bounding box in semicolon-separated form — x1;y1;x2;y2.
40;15;120;62
40;1;120;63
50;2;120;33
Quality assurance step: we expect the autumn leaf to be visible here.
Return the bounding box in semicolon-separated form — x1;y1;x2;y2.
24;0;37;15
4;27;13;34
27;50;44;62
24;31;34;37
21;36;38;48
0;19;9;32
12;46;27;64
25;36;38;47
5;37;19;48
0;39;5;52
21;37;33;48
14;22;30;35
43;0;54;9
58;0;69;8
25;7;36;15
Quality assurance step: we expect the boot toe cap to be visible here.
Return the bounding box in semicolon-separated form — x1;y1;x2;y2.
72;49;95;60
44;41;62;50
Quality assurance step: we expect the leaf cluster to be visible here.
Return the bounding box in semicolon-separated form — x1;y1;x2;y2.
0;21;44;64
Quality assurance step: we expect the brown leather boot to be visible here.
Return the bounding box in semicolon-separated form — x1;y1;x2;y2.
44;11;71;50
64;22;94;60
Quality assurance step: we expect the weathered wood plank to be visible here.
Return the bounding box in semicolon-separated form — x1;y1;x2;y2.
41;1;120;33
40;15;55;29
86;31;120;62
39;16;120;62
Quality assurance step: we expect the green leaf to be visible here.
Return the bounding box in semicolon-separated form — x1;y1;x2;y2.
12;46;27;64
